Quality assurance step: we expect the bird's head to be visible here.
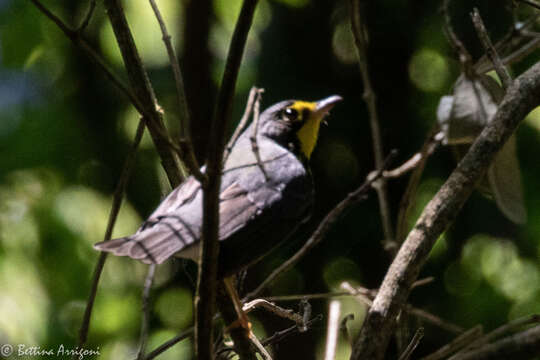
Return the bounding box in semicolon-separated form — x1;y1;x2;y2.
258;95;342;159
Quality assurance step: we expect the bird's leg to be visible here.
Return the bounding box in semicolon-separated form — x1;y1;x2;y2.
223;276;252;334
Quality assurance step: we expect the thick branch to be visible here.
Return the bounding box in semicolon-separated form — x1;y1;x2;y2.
196;0;259;359
103;0;183;187
351;62;540;360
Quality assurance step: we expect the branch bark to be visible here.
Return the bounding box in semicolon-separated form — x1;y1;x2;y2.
103;0;183;187
452;325;540;360
196;0;259;359
350;61;540;360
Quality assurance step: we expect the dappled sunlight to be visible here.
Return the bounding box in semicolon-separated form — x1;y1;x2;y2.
323;257;363;290
99;0;183;67
155;288;193;330
0;255;50;345
409;48;450;93
53;185;141;245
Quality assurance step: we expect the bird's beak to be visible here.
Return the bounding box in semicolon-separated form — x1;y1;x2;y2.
314;95;343;117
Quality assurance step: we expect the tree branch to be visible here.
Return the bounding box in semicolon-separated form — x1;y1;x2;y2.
244;150;397;301
29;0;142;113
77;119;146;352
350;61;540;359
103;0;184;187
452;325;540;360
148;0;205;182
196;0;259;358
349;0;395;251
470;8;513;89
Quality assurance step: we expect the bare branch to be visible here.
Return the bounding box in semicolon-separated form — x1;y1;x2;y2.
450;325;540;360
77;119;146;351
148;0;205;182
103;0;184;187
249;90;269;180
77;0;96;33
243;299;303;324
398;327;424;360
224;87;263;163
349;0;395;250
420;326;484;360
143;328;193;360
517;0;540;11
197;1;260;357
451;314;540;357
136;264;156;360
244;150;398;301
29;0;142;113
471;8;513;89
350;61;540;360
261;315;323;347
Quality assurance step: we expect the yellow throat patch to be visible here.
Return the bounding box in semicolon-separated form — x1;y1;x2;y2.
288;101;324;159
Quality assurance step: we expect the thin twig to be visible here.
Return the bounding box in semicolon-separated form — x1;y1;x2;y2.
148;0;205;182
517;0;540;10
324;300;341;360
350;62;540;360
442;0;474;73
249;336;273;360
244;150;398;301
29;0;143;113
398;327;424;360
395;128;443;243
136;264;156;360
382;133;443;179
224;87;263;163
143;327;193;360
471;8;513;90
249;90;269;180
77;0;97;32
450;314;540;357
196;0;259;358
77;119;146;353
349;0;395;251
340;314;355;348
450;324;540;360
243;299;303;324
261;315;323;347
420;326;484;360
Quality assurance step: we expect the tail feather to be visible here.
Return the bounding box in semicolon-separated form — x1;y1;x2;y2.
94;221;198;264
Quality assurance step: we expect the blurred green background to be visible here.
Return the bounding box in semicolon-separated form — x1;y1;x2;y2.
1;0;540;359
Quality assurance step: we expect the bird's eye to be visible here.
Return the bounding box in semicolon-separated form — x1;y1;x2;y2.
283;108;299;121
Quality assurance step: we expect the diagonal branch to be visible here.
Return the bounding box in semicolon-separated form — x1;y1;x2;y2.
244;150;398;301
148;0;205;183
103;0;184;187
350;61;540;360
77;119;146;352
29;0;142;113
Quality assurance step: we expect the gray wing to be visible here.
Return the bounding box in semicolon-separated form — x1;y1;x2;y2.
94;178;263;265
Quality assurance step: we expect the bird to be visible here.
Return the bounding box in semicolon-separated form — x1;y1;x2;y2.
94;94;342;332
95;94;341;274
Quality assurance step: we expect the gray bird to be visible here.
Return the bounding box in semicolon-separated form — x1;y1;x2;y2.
94;95;342;277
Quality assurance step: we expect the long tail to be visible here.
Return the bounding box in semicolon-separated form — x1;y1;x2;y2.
94;222;198;264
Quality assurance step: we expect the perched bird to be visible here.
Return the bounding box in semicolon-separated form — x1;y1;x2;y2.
94;95;342;277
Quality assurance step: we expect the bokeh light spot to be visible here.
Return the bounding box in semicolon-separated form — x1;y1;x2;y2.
155;288;193;329
409;48;449;93
332;22;356;64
